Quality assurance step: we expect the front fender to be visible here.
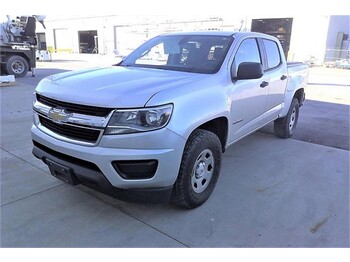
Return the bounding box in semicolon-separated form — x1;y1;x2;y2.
146;80;230;140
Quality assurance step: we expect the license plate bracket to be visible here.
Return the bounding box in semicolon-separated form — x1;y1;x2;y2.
46;158;80;185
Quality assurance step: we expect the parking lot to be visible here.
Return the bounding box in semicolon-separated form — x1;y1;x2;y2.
1;54;349;247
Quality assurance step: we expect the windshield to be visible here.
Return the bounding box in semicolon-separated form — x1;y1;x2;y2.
120;34;234;74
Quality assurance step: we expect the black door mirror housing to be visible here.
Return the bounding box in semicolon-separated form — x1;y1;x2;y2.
236;62;264;80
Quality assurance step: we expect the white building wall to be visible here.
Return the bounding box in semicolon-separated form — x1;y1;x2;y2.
288;16;330;64
39;15;347;64
325;15;350;61
241;15;331;63
43;16;119;54
42;15;227;56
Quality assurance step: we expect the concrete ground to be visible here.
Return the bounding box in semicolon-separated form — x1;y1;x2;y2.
0;54;349;248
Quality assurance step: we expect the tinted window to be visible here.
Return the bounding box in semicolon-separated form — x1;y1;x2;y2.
234;38;261;68
263;39;281;69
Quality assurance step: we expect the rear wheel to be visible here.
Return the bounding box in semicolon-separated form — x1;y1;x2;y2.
172;129;222;209
5;55;29;77
274;98;300;138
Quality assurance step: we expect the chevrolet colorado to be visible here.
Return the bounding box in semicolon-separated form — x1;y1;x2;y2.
32;32;308;208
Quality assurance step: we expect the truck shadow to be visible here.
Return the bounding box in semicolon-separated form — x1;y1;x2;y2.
259;99;350;151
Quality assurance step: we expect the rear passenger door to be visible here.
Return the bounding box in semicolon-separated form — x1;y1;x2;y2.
261;38;288;113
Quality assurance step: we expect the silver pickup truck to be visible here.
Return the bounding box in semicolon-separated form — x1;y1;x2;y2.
32;32;308;208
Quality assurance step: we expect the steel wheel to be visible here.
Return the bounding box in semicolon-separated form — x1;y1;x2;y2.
274;98;300;139
11;60;26;74
172;129;222;208
289;107;297;132
191;149;214;193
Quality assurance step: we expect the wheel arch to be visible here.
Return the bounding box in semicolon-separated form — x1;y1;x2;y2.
196;117;228;153
293;88;305;106
279;87;305;118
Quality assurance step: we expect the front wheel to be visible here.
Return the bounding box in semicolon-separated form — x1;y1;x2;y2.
274;98;300;138
172;129;222;209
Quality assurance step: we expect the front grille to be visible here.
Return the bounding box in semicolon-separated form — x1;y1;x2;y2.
36;94;113;117
39;116;101;143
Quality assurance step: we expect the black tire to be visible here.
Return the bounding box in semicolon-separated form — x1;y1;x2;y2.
274;98;300;138
5;55;29;77
172;129;222;209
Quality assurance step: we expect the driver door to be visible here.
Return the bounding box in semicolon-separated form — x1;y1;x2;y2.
228;37;269;142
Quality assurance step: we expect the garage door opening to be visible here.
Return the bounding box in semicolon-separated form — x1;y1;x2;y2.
251;18;293;59
78;30;98;54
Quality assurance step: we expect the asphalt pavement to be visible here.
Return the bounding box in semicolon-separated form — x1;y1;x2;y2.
1;55;349;248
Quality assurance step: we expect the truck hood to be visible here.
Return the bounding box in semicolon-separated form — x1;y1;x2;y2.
36;66;204;108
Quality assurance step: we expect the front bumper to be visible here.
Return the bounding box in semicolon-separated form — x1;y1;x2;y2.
31;124;186;203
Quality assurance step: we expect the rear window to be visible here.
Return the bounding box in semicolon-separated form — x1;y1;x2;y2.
263;39;281;69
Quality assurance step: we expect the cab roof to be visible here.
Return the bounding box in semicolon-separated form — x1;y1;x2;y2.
161;31;277;40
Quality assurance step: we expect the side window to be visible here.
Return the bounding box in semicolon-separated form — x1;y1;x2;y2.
263;39;281;69
233;38;261;75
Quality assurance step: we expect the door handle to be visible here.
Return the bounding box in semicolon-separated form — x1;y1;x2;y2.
280;75;287;81
260;81;269;88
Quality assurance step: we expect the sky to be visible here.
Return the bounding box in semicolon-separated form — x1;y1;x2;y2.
1;0;347;28
0;0;348;17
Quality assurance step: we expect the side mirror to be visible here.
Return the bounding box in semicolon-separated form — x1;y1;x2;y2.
236;62;264;80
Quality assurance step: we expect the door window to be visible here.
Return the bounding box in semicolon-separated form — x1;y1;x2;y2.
263;39;281;69
232;38;261;75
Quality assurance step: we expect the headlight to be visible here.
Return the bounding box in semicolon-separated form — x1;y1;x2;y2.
105;104;173;135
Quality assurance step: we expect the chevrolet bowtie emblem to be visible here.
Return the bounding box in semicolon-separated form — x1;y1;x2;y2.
48;108;71;123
